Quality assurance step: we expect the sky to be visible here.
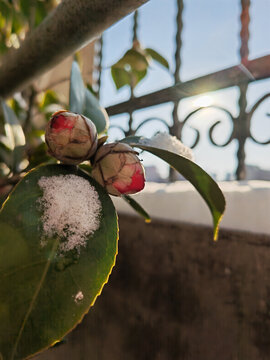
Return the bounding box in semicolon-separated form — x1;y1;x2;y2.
100;0;270;180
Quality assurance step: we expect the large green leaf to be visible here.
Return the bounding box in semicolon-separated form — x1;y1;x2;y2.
121;136;225;240
84;89;109;134
0;164;118;360
69;61;85;114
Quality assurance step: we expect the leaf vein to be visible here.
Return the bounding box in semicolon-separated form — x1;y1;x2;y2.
10;239;59;360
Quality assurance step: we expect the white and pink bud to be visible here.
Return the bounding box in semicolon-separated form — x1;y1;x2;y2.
45;110;98;165
91;142;145;196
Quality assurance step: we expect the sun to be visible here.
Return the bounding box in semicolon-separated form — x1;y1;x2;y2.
192;95;213;108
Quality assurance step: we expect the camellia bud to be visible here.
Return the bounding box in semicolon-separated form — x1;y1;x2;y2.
45;110;98;165
91;142;145;196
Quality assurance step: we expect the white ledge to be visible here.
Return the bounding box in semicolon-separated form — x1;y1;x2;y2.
112;181;270;235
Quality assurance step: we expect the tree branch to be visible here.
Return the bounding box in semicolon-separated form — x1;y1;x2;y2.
0;0;148;99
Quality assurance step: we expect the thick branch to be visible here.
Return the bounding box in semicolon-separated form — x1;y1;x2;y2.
106;54;270;115
0;0;148;98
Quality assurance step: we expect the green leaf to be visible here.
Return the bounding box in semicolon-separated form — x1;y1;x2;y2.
0;164;118;360
119;135;141;144
145;48;170;69
133;68;147;85
121;136;225;240
122;194;151;223
111;48;149;89
111;67;131;90
0;41;8;54
9;98;25;119
86;83;99;97
11;9;25;34
12;145;26;173
1;99;25;150
69;61;109;134
39;90;59;111
0;141;12;167
79;163;92;175
26;142;55;171
19;0;31;18
0;0;12;20
69;61;85;114
84;89;109;134
114;49;149;72
35;1;50;27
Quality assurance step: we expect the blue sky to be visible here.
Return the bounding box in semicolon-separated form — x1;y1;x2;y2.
100;0;270;179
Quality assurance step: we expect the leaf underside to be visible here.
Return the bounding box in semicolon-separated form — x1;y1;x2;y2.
0;164;118;360
145;48;170;69
69;61;85;114
122;194;151;223
69;61;108;134
121;136;225;240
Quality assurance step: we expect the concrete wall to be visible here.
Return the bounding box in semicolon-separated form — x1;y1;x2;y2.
113;180;270;235
36;215;270;360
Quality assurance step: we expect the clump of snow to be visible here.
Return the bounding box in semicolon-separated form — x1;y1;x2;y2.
38;174;101;253
74;291;84;303
140;132;194;161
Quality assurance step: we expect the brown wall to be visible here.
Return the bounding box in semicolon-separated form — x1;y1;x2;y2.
35;42;95;101
36;215;270;360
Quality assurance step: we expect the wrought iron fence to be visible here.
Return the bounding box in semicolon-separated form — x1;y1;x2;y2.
98;0;270;180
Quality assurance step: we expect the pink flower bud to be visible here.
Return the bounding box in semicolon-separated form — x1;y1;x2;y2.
91;142;145;196
45;110;98;165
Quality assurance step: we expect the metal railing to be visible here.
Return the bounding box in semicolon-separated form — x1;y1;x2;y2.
101;0;270;180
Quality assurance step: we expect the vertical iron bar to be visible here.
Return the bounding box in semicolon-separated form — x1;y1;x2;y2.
171;0;183;133
235;5;250;349
96;35;103;100
132;10;139;43
236;0;250;180
126;10;139;136
170;0;184;181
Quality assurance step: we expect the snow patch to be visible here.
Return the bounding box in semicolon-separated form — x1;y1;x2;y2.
38;174;101;253
140;132;194;161
74;291;84;303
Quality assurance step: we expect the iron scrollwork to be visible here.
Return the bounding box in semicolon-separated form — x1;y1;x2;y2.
178;95;270;149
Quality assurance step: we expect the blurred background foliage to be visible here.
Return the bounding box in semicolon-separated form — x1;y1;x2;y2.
111;40;169;91
0;1;169;206
0;0;61;204
0;0;58;53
